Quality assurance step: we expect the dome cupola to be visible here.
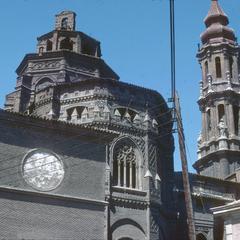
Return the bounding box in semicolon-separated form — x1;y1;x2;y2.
201;0;236;45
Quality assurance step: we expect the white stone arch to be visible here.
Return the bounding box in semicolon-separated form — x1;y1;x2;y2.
110;136;144;190
111;218;146;240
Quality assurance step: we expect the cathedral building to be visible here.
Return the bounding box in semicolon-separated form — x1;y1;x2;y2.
1;1;240;240
1;10;174;240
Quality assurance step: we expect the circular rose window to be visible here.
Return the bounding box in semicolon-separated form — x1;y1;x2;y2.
22;151;64;191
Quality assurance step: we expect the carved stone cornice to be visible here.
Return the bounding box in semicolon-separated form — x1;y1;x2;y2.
35;97;53;107
109;195;148;209
60;94;115;105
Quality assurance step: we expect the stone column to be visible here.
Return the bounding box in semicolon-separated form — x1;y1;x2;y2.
123;161;127;188
52;31;58;51
129;162;132;188
220;157;229;179
202;111;207;142
227;104;235;136
76;34;81;54
212;106;218;138
117;161;121;186
224;52;230;81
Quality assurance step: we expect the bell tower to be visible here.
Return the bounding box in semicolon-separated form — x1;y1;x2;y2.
194;0;240;179
55;11;76;31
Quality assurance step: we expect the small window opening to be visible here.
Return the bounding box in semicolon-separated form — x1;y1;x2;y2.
46;40;53;51
61;18;68;30
218;104;225;123
132;162;136;188
120;161;124;186
115;108;137;122
82;44;92;55
66;108;74;121
126;162;130;188
229;56;234;79
60;37;73;51
39;47;44;55
204;61;209;81
233;105;239;135
215;57;222;78
76;106;84;119
207;109;211;131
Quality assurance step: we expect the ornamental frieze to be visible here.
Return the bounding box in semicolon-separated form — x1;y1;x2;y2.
31;61;61;70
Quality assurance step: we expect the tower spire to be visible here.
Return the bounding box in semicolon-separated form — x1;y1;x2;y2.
195;0;240;180
201;0;236;44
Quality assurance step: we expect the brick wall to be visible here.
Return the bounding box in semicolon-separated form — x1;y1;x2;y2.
0;190;105;240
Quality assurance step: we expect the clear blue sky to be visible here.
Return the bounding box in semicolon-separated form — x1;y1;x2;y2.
1;0;240;172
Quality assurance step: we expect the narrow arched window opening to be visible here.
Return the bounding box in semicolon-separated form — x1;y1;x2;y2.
76;106;84;119
218;104;225;123
113;144;138;189
60;37;73;51
46;40;53;51
132;162;136;188
204;61;209;81
66;108;74;121
233;105;239;135
215;57;222;78
229;56;234;79
113;160;118;186
206;109;211;131
39;47;44;55
61;18;68;30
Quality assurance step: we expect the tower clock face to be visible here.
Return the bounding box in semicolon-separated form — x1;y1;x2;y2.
22;151;64;191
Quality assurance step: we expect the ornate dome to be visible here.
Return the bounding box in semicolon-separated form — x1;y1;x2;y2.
201;0;236;44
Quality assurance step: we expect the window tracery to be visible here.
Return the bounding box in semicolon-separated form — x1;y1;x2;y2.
113;144;138;189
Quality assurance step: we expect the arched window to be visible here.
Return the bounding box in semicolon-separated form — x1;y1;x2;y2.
206;109;211;131
35;78;53;92
46;40;53;51
113;141;140;189
82;44;92;55
60;37;73;51
196;233;207;240
215;57;222;78
61;17;68;30
229;56;234;79
39;47;44;55
204;61;209;81
218;104;225;123
233;105;239;135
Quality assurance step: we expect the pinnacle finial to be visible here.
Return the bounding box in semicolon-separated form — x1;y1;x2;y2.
200;0;236;44
204;0;228;27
